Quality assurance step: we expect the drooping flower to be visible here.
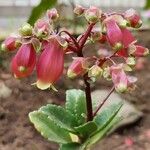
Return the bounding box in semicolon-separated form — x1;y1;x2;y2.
1;36;17;52
105;19;123;50
11;44;36;78
124;9;142;28
36;37;64;90
116;28;135;57
121;28;135;48
128;45;149;57
110;64;128;93
67;57;89;79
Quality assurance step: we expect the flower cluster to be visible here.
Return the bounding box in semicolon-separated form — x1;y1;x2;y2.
1;6;149;92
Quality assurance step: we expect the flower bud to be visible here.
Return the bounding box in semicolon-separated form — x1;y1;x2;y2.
128;45;149;57
67;57;88;79
88;65;103;78
1;36;17;52
19;23;33;36
47;8;59;21
36;37;64;90
11;44;36;78
115;82;127;93
34;19;51;38
126;57;136;66
74;5;85;16
105;19;123;50
108;15;128;28
124;9;142;28
85;6;102;23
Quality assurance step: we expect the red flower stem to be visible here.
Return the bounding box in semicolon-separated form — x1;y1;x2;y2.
77;51;93;121
59;30;80;49
76;23;96;121
93;86;115;117
79;23;95;49
83;73;93;121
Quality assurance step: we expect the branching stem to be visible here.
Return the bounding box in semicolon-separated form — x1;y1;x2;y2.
59;30;80;49
93;86;115;117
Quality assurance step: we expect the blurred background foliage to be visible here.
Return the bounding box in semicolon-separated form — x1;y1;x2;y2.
0;0;150;41
28;0;57;25
145;0;150;9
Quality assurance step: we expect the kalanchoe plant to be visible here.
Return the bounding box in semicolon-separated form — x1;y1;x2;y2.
1;5;149;150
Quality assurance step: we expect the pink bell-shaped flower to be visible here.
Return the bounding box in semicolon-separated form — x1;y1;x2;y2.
121;28;135;48
36;37;64;90
105;19;123;50
11;44;36;78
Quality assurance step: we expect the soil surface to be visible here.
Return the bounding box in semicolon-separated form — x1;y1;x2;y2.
0;30;150;150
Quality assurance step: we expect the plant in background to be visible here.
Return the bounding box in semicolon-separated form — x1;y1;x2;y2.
1;5;149;150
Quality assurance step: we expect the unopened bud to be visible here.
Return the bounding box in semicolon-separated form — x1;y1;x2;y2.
34;19;50;39
19;23;33;36
74;5;85;16
103;67;111;80
88;65;103;78
47;8;59;21
1;36;18;52
108;15;128;28
126;57;136;66
128;44;149;57
113;42;123;51
85;6;102;23
124;9;142;28
115;83;127;93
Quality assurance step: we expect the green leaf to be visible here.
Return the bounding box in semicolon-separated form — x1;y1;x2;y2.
86;116;121;149
29;111;72;144
66;89;87;125
94;102;123;130
82;103;123;148
28;0;57;25
75;121;98;138
60;143;83;150
39;104;78;132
